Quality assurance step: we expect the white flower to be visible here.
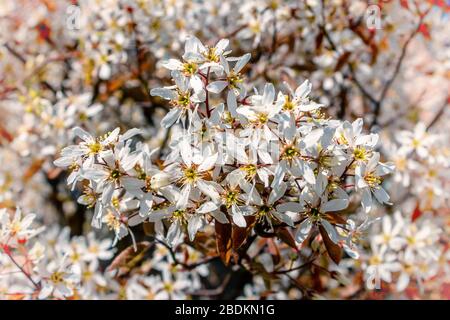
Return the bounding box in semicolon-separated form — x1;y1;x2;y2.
355;152;394;213
84;232;114;262
336;118;379;162
38;255;79;300
206;53;251;97
151;172;172;190
280;174;349;245
372;212;405;251
397;122;434;158
150;70;205;128
277;80;324;114
0;208;43;245
364;243;401;289
65;126;120;166
167;149;220;209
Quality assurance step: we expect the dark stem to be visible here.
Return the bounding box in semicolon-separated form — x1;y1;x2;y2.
6;252;41;290
205;67;211;118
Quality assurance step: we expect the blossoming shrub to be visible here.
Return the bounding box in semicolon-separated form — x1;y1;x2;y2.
0;0;448;299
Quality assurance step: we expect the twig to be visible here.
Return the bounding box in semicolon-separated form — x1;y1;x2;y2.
426;97;449;131
371;8;431;127
285;273;314;298
4;43;57;95
205;67;211;117
313;1;379;107
5;252;41;290
4;43;26;64
271;256;317;275
152;237;219;270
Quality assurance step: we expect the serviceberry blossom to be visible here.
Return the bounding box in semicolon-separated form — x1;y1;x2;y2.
55;39;393;265
1;0;449;301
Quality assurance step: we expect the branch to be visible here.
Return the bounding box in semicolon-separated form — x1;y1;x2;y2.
205;67;211;117
312;1;379;107
271;255;317;275
426;97;449;131
151;237;219;270
371;9;431;127
5;251;41;290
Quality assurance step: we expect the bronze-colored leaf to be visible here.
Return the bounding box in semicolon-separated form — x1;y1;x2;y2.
22;159;45;182
325;212;347;225
215;220;232;265
315;30;324;51
143;221;155;236
231;225;246;250
107;241;152;276
334;51;352;72
267;238;281;266
0;125;13;143
231;216;255;250
275;227;297;249
319;226;342;265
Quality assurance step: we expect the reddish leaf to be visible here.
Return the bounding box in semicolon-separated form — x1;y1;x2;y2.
231;225;247;250
315;30;324;51
0;125;13;143
22;159;45;182
418;23;431;40
312;265;324;292
107;241;151;275
334;51;352;72
215;220;232;265
36;21;52;41
267;238;281;265
370;42;379;65
400;0;410;10
231;216;255;250
325;212;347;225
276;227;297;249
411;203;423;222
319;225;342;265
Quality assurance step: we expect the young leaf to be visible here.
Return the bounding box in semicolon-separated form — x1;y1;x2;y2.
325;212;347;225
276;227;297;249
319;225;342;265
107;241;152;276
231;216;255;250
215;220;232;265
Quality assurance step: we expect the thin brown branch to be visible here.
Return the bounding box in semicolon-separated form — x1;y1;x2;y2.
371;8;431;127
426;97;449;131
271;256;317;275
152;237;219;270
5;252;41;290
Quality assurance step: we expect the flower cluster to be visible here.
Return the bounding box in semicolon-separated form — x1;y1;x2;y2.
388;122;450;212
0;208;79;299
55;37;394;266
363;210;445;292
1;0;449;300
0;208;208;300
